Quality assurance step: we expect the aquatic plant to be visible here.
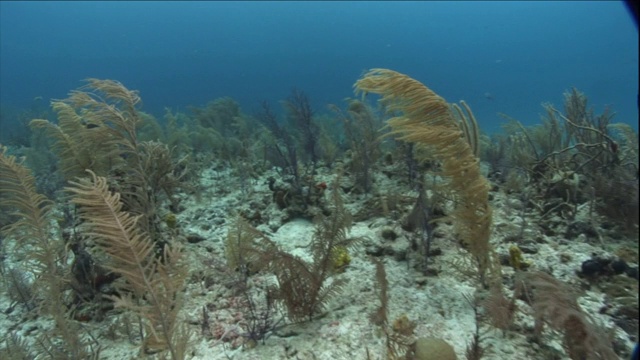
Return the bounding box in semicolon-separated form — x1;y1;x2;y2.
67;171;190;358
256;100;300;185
370;257;416;359
0;145;100;358
226;177;361;322
2;79;194;358
31;79;188;244
354;68;499;287
516;271;618;360
284;88;320;167
330;99;384;194
496;88;638;231
402;185;438;276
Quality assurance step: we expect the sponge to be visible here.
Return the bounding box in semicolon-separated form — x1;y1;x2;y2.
409;337;457;360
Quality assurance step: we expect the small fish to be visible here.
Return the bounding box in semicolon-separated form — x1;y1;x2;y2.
80;118;101;129
484;92;495;101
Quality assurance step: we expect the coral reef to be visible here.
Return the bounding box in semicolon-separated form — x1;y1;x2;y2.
0;72;637;360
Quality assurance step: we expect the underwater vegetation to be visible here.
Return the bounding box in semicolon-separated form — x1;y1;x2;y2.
0;70;637;359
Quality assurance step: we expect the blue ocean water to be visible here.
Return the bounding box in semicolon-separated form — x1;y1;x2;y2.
0;1;637;135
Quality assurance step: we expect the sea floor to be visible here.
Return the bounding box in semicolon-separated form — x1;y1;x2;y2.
1;160;637;360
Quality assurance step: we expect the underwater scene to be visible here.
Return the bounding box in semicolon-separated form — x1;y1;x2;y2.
0;2;638;360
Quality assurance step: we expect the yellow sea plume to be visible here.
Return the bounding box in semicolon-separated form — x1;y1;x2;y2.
354;69;497;285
